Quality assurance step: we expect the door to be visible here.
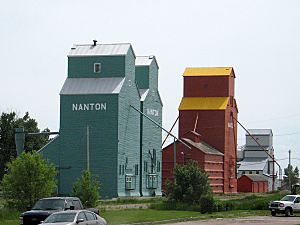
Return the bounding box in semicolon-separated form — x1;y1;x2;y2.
293;197;300;212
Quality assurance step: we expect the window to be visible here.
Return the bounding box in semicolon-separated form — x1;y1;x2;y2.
72;200;81;210
94;63;101;73
85;211;96;221
77;212;86;221
119;165;122;175
144;161;148;172
135;164;139;175
249;171;253;174
242;171;245;175
256;171;259;174
122;165;125;175
157;161;161;172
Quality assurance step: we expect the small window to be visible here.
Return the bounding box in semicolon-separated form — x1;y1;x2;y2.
242;171;245;175
94;63;101;73
256;171;259;174
135;164;139;175
119;165;122;175
122;165;125;175
157;161;161;172
249;171;253;174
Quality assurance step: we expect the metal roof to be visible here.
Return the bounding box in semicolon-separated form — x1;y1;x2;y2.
238;158;268;171
136;56;154;66
179;97;229;110
242;174;268;182
60;77;125;95
139;89;149;101
183;67;233;77
68;43;131;56
246;129;273;136
182;138;224;156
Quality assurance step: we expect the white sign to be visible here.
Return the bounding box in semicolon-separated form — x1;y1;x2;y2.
146;108;159;117
72;103;107;111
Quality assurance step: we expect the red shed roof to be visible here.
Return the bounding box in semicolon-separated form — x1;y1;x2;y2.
242;174;268;182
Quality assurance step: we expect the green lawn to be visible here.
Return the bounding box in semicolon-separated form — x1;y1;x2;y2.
1;209;269;225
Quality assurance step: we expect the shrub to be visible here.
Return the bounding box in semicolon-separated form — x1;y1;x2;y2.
165;161;212;204
200;194;214;213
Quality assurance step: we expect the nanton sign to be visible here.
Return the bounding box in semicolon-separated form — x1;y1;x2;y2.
72;103;107;111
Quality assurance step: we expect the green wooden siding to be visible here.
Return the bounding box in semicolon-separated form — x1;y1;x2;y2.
135;67;149;89
117;79;141;197
141;90;162;196
68;56;125;78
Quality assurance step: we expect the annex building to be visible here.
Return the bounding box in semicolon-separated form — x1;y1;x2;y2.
39;41;163;198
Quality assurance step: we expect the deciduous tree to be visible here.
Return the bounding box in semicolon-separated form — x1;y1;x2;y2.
0;111;50;179
1;151;57;210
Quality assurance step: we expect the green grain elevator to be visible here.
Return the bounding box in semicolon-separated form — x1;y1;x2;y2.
39;41;162;198
136;56;162;196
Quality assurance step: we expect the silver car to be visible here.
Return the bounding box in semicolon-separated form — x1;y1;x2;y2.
39;210;107;225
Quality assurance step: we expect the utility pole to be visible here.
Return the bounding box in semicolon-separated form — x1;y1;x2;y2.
289;149;291;191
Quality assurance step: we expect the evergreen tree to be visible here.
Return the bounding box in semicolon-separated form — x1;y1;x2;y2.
72;170;100;208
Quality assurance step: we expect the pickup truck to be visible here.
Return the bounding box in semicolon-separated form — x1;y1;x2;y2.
20;197;99;225
269;194;300;216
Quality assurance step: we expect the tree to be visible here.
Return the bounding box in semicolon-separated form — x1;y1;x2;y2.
72;170;100;208
1;151;57;210
165;160;212;204
0;111;50;180
284;164;299;190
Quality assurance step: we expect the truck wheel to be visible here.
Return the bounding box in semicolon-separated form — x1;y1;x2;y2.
285;208;292;217
271;211;276;216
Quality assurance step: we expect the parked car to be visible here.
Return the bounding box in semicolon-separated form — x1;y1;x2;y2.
269;194;300;216
20;197;99;225
39;210;107;225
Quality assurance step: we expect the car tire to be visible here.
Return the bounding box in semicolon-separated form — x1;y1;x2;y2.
271;211;276;216
285;208;292;217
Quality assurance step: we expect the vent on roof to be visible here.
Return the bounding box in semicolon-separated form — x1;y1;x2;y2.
93;40;97;46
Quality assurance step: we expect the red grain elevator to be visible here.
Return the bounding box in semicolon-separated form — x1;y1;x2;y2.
162;67;238;193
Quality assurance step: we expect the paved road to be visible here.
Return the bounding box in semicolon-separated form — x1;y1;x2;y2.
163;216;300;225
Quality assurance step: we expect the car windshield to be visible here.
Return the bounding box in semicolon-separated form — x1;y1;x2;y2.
281;195;296;202
44;212;76;223
32;199;65;210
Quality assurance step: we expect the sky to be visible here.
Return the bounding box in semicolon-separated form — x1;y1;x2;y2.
1;0;300;172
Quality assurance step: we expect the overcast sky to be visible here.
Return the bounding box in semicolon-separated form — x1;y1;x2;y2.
1;0;300;172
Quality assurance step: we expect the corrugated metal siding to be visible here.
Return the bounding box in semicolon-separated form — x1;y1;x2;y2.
60;78;125;95
183;67;233;76
179;97;229;110
68;44;131;56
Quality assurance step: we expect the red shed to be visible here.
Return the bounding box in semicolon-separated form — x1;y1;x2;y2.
162;131;224;193
237;174;268;193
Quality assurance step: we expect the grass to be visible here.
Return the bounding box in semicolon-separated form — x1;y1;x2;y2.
0;208;270;225
101;209;269;225
0;192;286;225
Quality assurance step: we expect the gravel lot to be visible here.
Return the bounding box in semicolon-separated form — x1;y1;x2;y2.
163;216;300;225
